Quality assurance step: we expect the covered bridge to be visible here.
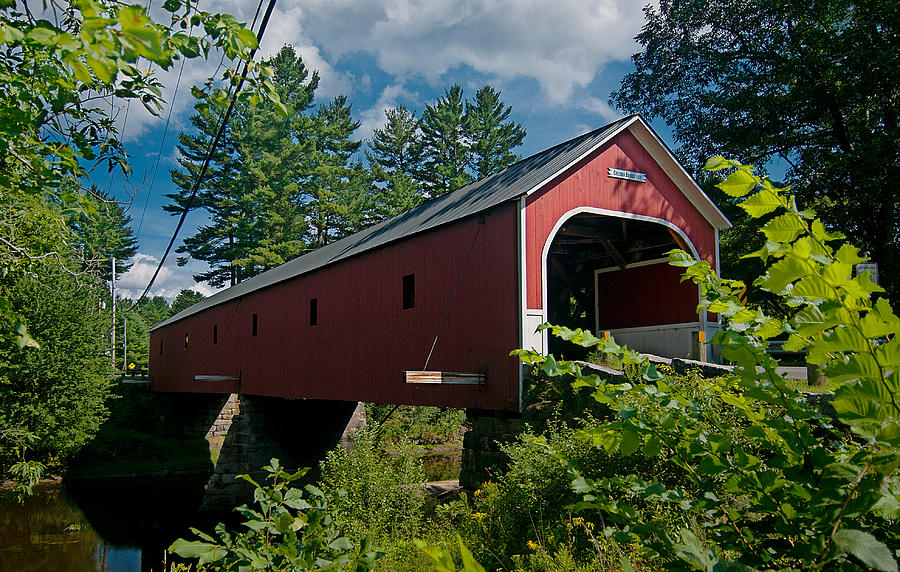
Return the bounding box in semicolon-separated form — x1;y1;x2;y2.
150;114;730;412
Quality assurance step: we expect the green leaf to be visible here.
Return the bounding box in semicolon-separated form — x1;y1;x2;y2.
619;425;640;456
27;27;58;45
825;353;881;383
740;189;782;217
759;255;808;293
702;156;730;171
835;244;866;265
235;26;259;51
717;168;757;197
168;539;229;564
833;529;897;572
70;60;92;83
458;536;487;572
15;322;39;348
761;213;806;243
792;275;831;300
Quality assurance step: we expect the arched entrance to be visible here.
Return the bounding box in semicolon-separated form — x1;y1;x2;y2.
542;209;704;358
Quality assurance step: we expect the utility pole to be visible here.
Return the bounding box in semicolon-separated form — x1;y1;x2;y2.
123;318;127;372
111;257;116;371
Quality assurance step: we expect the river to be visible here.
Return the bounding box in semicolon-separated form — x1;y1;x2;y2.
0;474;220;572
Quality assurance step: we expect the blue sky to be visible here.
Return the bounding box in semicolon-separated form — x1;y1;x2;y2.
106;0;660;299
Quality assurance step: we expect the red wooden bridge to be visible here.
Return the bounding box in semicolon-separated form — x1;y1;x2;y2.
150;114;730;413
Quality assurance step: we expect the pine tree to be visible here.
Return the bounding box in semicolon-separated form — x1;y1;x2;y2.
367;105;424;181
305;95;363;246
68;186;138;281
419;84;470;196
367;105;427;219
167;46;320;287
465;85;526;179
165;102;244;287
230;47;318;274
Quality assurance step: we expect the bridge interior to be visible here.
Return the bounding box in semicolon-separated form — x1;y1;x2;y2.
546;214;688;357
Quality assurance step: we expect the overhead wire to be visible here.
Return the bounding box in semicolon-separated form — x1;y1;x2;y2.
135;37;190;237
135;0;277;304
105;0;154;200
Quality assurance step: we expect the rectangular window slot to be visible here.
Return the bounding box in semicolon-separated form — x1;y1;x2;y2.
402;274;415;309
160;340;163;355
310;298;318;326
252;313;258;336
184;334;189;350
213;324;218;344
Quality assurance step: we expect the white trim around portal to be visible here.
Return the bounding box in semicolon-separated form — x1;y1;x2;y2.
540;207;704;350
517;196;527;412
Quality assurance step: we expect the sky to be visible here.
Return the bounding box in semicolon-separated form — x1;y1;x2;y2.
105;0;659;300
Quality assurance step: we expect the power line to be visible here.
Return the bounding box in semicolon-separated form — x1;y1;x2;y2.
135;0;277;303
135;39;190;238
137;0;266;237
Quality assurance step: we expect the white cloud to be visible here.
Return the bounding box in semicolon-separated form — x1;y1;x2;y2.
576;96;620;121
117;253;221;301
295;0;645;104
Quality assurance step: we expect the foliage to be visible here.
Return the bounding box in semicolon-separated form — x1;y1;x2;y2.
465;85;526;180
0;426;44;499
168;46;371;285
319;428;426;543
66;186;138;281
170;459;382;571
170;289;205;316
367;105;426;218
0;272;111;482
0;0;274;343
167;45;318;287
419;84;471;196
366;404;466;446
305;95;364;246
612;0;900;299
513;158;900;570
415;535;486;572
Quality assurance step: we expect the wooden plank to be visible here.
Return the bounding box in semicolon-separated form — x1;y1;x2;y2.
405;371;486;385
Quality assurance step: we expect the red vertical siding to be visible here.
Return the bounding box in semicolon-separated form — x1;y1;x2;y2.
595;263;699;329
150;202;521;411
525;129;717;309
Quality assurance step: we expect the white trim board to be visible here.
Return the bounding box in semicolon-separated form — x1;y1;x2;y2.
603;321;701;335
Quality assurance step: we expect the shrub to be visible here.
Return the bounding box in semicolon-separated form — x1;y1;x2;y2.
365;404;466;446
319;428;426;542
169;459;381;570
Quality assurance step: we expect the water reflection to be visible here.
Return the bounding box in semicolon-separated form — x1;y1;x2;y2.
0;474;215;572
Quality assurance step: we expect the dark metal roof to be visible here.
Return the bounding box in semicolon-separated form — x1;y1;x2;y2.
152;115;645;329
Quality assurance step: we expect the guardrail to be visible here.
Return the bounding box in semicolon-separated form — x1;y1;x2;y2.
117;368;150;383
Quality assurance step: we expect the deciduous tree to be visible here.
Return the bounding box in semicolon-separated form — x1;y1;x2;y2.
612;0;900;299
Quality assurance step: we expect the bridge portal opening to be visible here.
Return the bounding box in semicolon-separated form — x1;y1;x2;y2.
545;213;701;358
